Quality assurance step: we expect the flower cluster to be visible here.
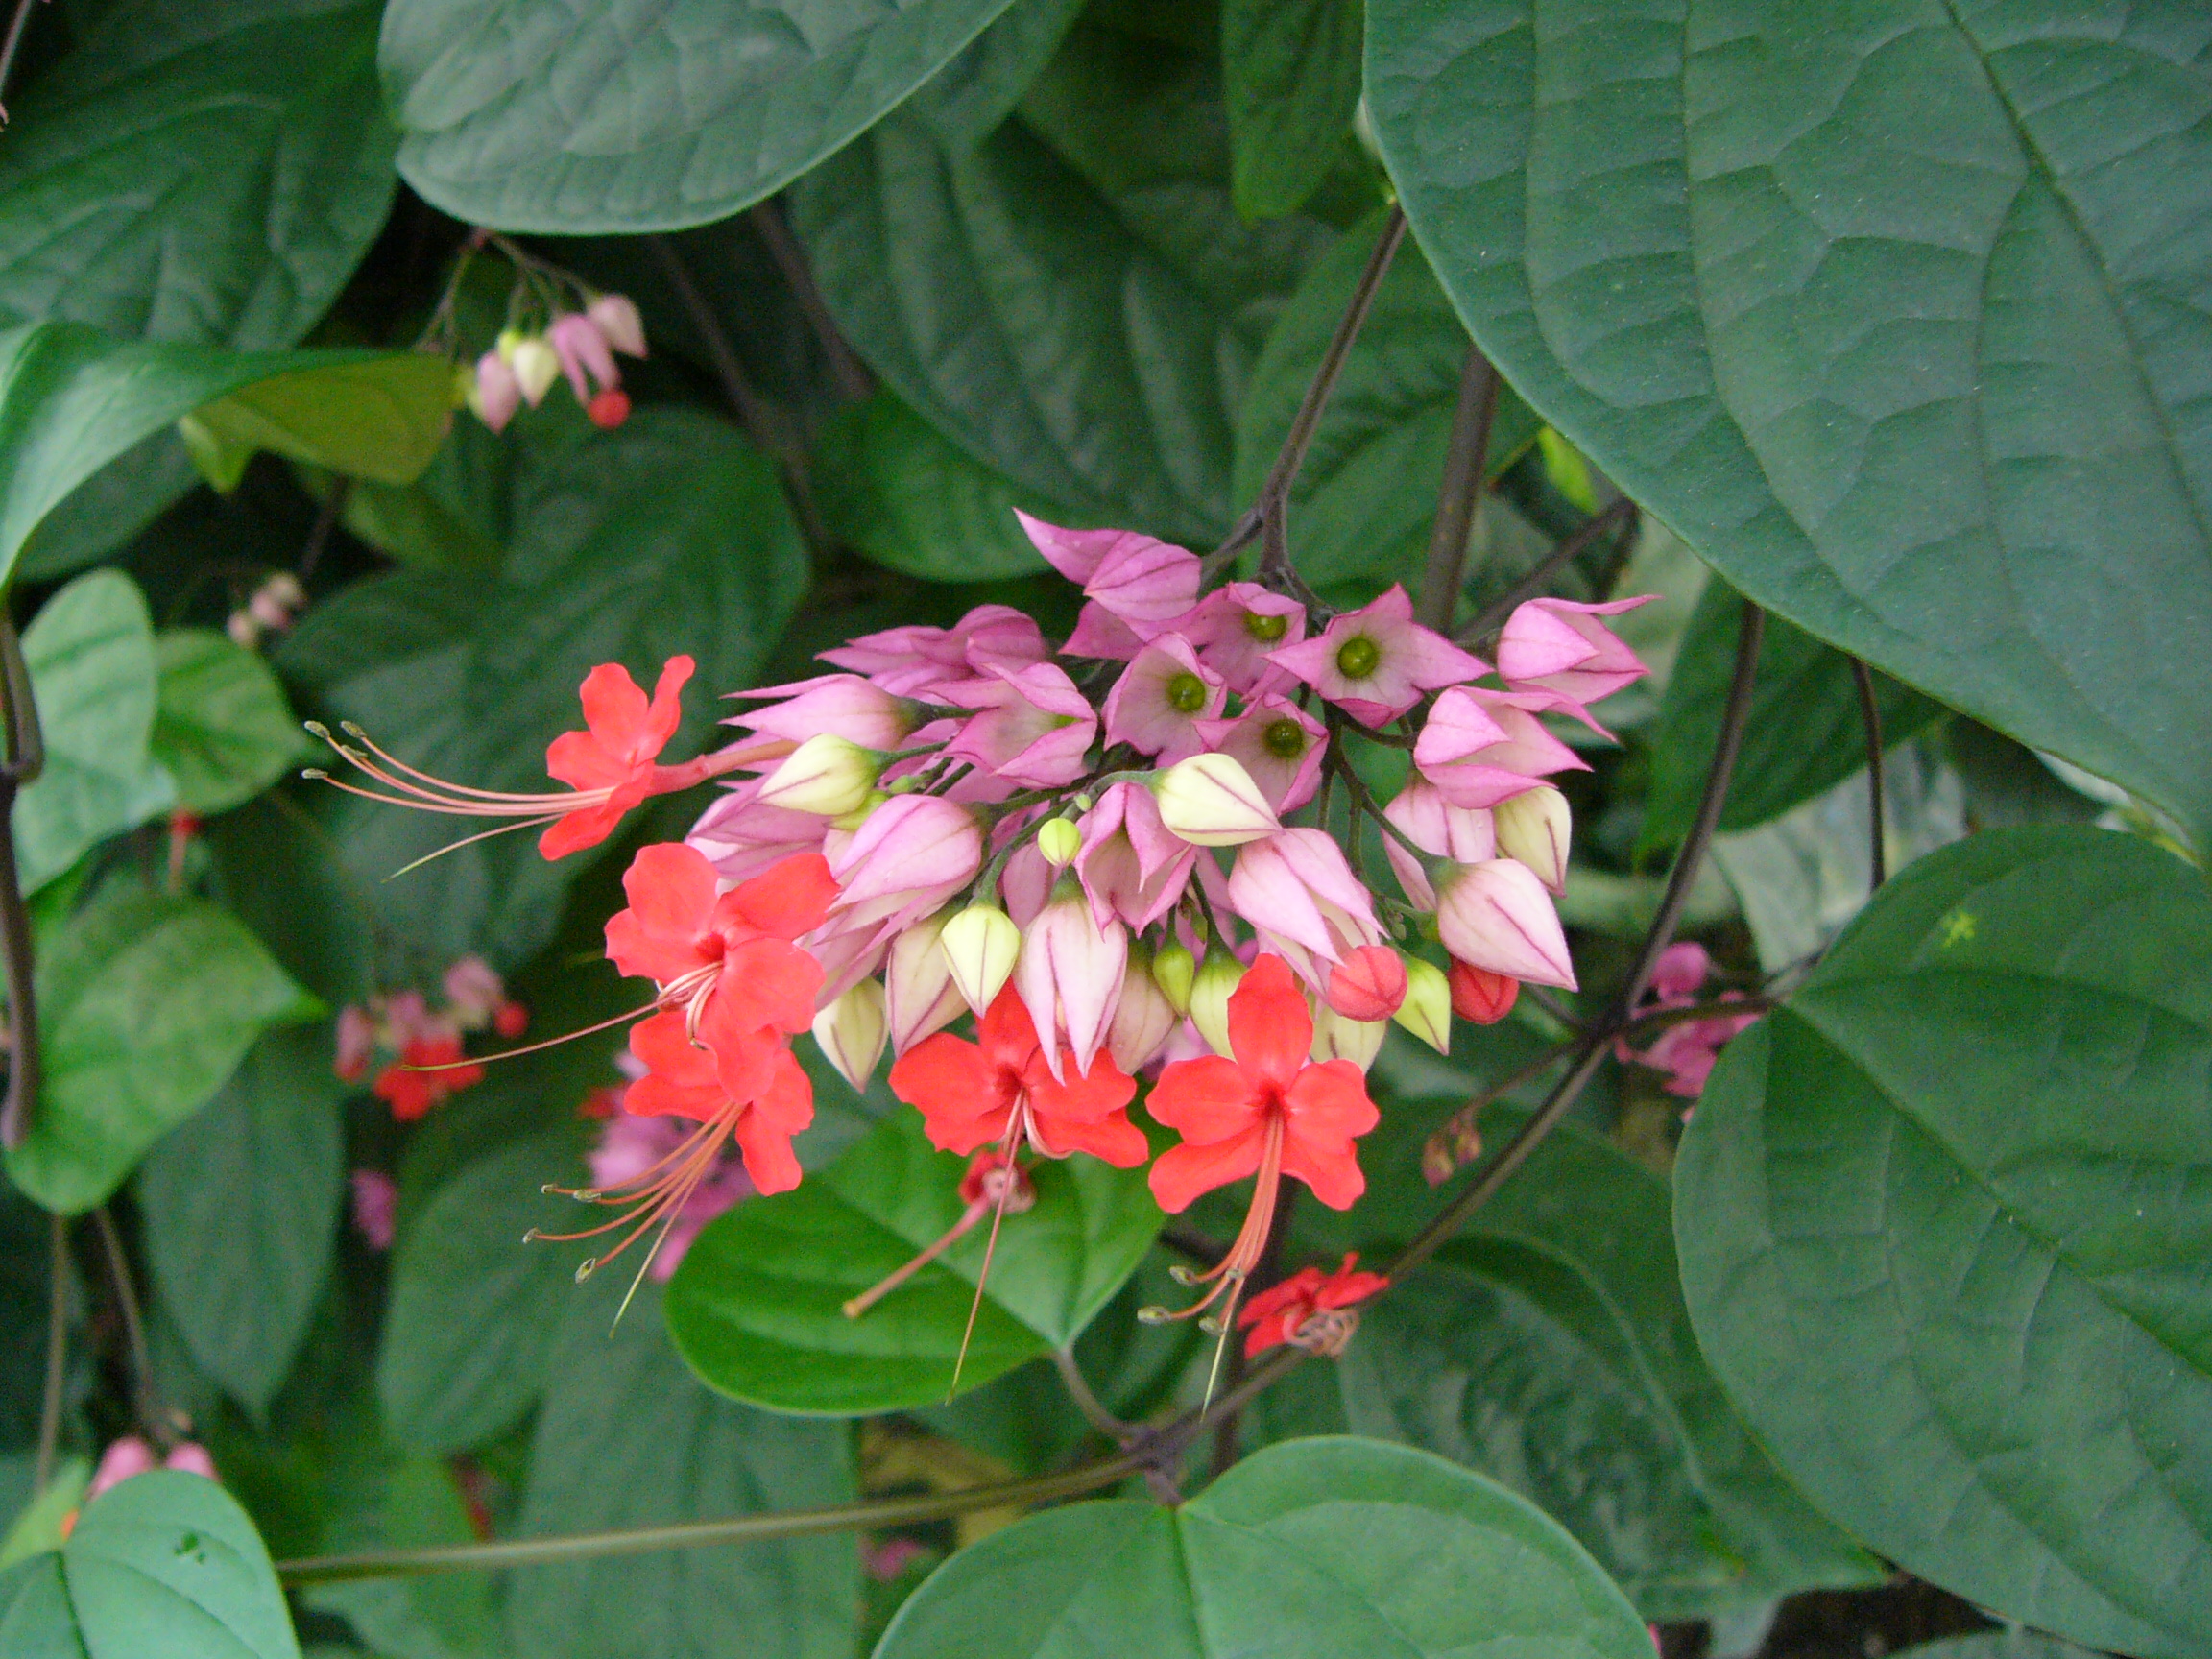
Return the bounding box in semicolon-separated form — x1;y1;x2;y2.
334;956;526;1120
1615;943;1759;1104
318;513;1651;1328
465;292;644;434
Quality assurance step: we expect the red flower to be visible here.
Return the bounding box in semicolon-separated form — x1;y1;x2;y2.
604;845;837;1046
1238;1253;1387;1358
889;986;1146;1166
1142;954;1378;1333
541;658;695;856
373;1034;481;1121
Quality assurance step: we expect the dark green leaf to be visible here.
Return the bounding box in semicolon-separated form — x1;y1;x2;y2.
666;1107;1160;1414
1222;0;1362;220
278;408;809;968
136;1025;346;1416
1365;2;2212;850
1233;207;1541;592
792;104;1330;542
380;0;1022;232
15;433;199;584
812;393;1059;583
151;631;308;816
7;890;323;1214
875;1435;1650;1659
0;1174;66;1452
1642;580;1947;852
506;1279;857;1659
909;0;1086;150
0;0;393;350
376;1131;583;1454
307;1453;516;1659
1678;828;2212;1654
1895;1636;2104;1659
12;570;173;894
204;795;377;1010
60;1472;299;1659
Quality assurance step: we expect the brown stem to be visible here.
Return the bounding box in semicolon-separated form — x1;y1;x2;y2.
299;478;349;581
1456;495;1638;646
1051;1348;1133;1441
1849;656;1887;890
93;1206;166;1449
1416;345;1500;631
747;203;874;400
646;236;831;557
0;608;42;1149
0;0;45;122
35;1210;66;1491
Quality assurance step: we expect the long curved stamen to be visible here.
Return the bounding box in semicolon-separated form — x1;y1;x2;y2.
949;1117;1029;1401
383;814;565;879
1141;1113;1286;1403
402;999;662;1072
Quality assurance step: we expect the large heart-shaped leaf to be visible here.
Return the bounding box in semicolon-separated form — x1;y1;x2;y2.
0;1471;300;1659
506;1279;857;1659
792;96;1331;543
908;0;1086;151
1330;1108;1878;1620
379;0;1022;232
1677;827;2212;1655
1365;2;2212;850
666;1106;1160;1414
6;890;323;1214
876;1435;1649;1659
0;0;394;350
135;1025;345;1416
150;630;309;817
12;571;174;895
1234;207;1542;594
277;408;809;968
1222;0;1364;221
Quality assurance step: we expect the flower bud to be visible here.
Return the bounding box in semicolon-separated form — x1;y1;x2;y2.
940;902;1022;1014
1324;944;1407;1022
1449;958;1519;1024
1393;957;1452;1053
1108;952;1177;1073
1151;941;1195;1015
757;733;880;817
830;788;889;831
1153;753;1281;846
1037;816;1081;867
1493;784;1571;894
1435;859;1576;990
885;910;967;1053
588;292;649;357
1310;1003;1386;1069
812;979;887;1093
1187;946;1246;1055
469;349;520;432
508;337;560;406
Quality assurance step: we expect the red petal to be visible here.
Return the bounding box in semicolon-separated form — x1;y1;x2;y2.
1147;1128;1266;1213
1239;1265;1325;1325
1036;1108;1150;1168
1240;1311;1295;1358
750;1046;815;1133
1225;954;1312;1091
1144;1055;1260;1141
889;1033;1001;1153
538;800;626;859
576;662;651;748
979;984;1043;1070
709;937;824;1038
605;844;720;981
543;728;626;794
726;852;839;941
734;1057;807;1193
1026;1050;1137;1124
1284;1058;1381;1142
1448;959;1519;1023
1279;1131;1366;1211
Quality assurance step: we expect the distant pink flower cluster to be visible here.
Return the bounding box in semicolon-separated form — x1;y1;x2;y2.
1615;943;1760;1103
468;292;644;433
335;956;526;1121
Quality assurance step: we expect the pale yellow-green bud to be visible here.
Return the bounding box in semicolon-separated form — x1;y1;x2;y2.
1153;753;1280;847
757;733;880;818
1037;816;1082;867
507;337;560;405
940;903;1022;1014
1493;785;1572;895
1392;956;1453;1054
1310;1003;1386;1070
811;980;887;1093
1151;941;1195;1015
1188;947;1246;1055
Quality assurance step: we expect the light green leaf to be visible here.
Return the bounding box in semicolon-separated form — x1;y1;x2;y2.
1365;0;2212;850
277;408;809;968
506;1279;857;1659
1222;0;1363;220
6;890;322;1214
12;571;173;894
375;1132;583;1455
875;1436;1650;1659
136;1025;346;1416
150;631;308;817
666;1107;1161;1414
379;0;1022;232
188;355;456;488
60;1471;299;1659
1642;579;1948;852
793;98;1331;543
1234;206;1541;593
1678;828;2212;1654
0;1461;88;1573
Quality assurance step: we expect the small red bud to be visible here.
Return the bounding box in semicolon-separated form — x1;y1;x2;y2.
1448;959;1519;1024
586;387;631;429
493;1000;528;1039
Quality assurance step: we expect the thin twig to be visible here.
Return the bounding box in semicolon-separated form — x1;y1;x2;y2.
1457;496;1638;646
1849;656;1887;890
35;1210;66;1491
93;1207;165;1448
747;202;873;400
1416;344;1500;631
647;235;830;557
1051;1349;1134;1441
299;479;349;581
1207;207;1407;589
0;0;46;123
0;608;43;1149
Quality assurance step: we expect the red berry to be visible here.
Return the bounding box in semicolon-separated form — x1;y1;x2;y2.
586;387;631;429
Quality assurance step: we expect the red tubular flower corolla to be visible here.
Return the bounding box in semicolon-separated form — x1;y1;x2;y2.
1238;1253;1388;1358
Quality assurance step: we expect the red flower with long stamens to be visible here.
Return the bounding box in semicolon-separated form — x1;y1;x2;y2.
306;655;792;863
1143;954;1378;1329
1237;1254;1387;1358
888;986;1146;1166
373;1033;480;1120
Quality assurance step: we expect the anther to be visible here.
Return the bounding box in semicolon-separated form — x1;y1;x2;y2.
1167;1263;1201;1286
574;1259;598;1283
302;721;331;739
301;769;328;781
340;721;368;739
1137;1305;1172;1324
523;1228;542;1242
572;1189;600;1203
